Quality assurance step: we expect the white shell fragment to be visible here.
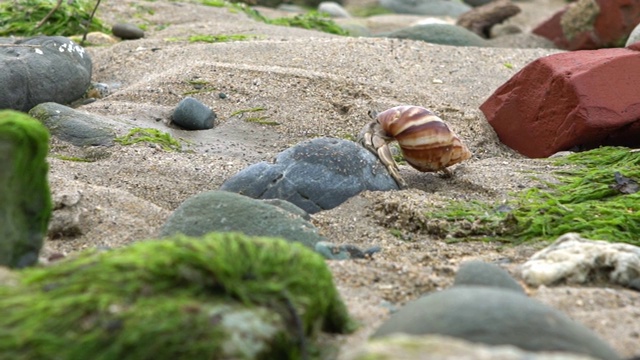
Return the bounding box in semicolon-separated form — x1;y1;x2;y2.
521;233;640;287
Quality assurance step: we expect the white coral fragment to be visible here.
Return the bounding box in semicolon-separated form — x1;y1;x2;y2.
521;233;640;287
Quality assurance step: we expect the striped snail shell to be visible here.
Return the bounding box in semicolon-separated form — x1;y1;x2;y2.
375;106;472;172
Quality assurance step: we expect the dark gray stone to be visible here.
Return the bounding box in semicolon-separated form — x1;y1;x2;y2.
159;190;334;254
171;97;216;130
454;260;525;293
220;137;399;214
379;0;471;16
463;0;493;6
379;24;488;47
262;199;311;221
29;103;117;146
0;36;92;112
372;286;621;360
112;23;145;40
626;277;640;292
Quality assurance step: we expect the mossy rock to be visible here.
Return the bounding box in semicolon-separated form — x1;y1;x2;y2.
0;110;51;268
0;232;356;359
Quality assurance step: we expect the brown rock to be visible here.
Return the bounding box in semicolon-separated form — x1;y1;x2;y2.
532;0;640;50
456;0;521;38
480;44;640;158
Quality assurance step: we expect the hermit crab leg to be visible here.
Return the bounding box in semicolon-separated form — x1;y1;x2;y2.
358;113;407;188
357;105;472;188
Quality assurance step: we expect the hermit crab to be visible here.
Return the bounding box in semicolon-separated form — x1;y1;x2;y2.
357;105;472;188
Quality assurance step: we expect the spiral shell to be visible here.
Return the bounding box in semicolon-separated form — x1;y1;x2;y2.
376;106;472;172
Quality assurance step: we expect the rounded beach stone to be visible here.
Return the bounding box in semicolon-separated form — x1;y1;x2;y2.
112;23;145;40
0;36;92;112
379;0;471;17
463;0;493;6
159;190;328;254
29;102;116;146
0;110;52;268
372;286;621;360
318;1;351;18
171;97;216;130
346;334;600;360
220;137;399;214
379;24;488;47
453;260;524;293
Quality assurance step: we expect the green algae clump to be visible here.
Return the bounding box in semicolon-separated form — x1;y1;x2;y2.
427;147;639;245
0;110;51;268
0;232;356;359
114;127;182;152
0;0;109;37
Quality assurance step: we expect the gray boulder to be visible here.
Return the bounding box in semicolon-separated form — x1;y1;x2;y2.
220;137;398;214
380;0;471;17
379;23;489;47
29;102;117;146
346;334;600;360
0;36;92;111
372;264;622;360
0;110;52;268
160;190;378;260
171;97;216;130
159;190;320;245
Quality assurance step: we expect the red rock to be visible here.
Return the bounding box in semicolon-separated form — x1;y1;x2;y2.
532;0;640;50
480;45;640;158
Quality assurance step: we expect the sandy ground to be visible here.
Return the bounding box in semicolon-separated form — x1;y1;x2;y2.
39;0;640;358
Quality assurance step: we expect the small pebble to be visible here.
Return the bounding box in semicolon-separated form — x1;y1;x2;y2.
171;97;216;130
112;23;145;40
318;1;351;18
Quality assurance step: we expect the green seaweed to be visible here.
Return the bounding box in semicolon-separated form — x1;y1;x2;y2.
0;0;109;37
51;154;95;163
182;79;217;95
0;110;52;268
230;107;279;125
246;116;280;126
197;0;348;35
188;34;257;42
166;33;258;43
268;11;349;35
230;107;267;116
114;128;182;152
0;232;356;359
427;147;640;245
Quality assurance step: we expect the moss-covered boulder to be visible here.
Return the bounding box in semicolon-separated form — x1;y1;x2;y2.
0;110;51;268
0;232;356;359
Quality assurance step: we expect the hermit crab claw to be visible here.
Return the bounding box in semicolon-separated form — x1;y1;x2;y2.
357;106;472;188
358;110;407;188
